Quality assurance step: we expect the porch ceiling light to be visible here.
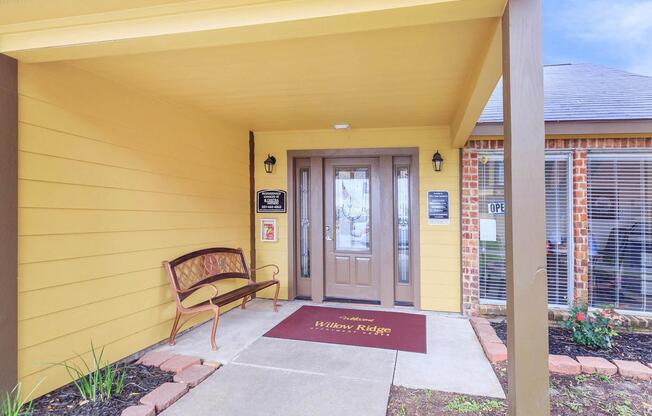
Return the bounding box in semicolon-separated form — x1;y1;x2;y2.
432;150;444;172
264;154;277;174
333;123;350;130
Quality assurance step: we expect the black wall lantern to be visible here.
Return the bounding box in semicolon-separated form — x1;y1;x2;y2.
432;150;444;172
264;154;277;174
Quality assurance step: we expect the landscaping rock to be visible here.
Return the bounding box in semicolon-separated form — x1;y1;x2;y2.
203;360;223;368
482;342;507;363
477;329;502;344
469;317;491;328
160;355;202;373
474;324;499;339
576;356;617;375
548;355;581;375
137;351;176;367
140;382;189;412
121;404;155;416
613;360;652;380
173;364;217;387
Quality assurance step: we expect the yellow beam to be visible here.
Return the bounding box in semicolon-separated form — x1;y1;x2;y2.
0;0;506;62
450;18;502;148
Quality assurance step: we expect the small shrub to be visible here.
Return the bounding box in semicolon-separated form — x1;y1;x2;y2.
56;341;126;402
1;381;42;416
562;301;621;349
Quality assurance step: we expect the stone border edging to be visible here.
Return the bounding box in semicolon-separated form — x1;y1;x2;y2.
469;317;652;380
120;352;222;415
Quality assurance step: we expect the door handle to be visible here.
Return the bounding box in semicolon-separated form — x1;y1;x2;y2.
325;225;333;241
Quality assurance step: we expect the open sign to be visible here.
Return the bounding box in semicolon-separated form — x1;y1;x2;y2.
488;202;505;215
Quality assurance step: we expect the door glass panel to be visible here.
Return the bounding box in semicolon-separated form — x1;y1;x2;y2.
299;168;310;277
335;167;370;251
395;166;410;284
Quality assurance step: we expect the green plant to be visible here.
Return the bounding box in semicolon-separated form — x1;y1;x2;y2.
1;381;42;416
600;401;634;416
562;301;621;349
564;401;583;412
575;374;587;384
594;373;611;383
56;342;126;402
445;397;504;413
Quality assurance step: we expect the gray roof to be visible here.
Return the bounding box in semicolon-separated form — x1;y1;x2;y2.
478;63;652;123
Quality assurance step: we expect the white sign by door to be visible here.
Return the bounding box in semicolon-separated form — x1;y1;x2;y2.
487;201;505;215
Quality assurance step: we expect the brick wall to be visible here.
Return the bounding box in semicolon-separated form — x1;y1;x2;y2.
461;136;652;320
461;148;479;315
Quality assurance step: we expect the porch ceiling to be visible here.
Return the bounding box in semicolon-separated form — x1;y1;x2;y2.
1;0;505;142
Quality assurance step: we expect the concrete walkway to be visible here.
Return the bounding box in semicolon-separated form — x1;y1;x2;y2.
159;300;503;416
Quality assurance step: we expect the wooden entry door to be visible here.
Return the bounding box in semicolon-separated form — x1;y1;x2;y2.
324;158;381;301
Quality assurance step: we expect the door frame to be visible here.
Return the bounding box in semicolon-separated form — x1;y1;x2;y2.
287;147;420;308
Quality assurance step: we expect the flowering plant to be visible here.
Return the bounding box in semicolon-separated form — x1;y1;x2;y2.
562;301;621;349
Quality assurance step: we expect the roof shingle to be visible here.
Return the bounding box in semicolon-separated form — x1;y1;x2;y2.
478;63;652;123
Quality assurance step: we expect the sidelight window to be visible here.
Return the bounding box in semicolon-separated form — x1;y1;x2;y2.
298;167;310;277
395;166;410;284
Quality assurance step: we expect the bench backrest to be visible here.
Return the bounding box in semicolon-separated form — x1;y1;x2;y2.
166;247;250;300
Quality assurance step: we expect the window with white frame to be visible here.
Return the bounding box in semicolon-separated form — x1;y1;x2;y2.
587;152;652;313
478;152;573;306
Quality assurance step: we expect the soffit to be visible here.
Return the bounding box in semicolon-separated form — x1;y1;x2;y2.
67;19;497;131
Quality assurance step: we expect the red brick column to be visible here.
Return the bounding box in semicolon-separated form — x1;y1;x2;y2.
461;147;480;316
572;148;589;302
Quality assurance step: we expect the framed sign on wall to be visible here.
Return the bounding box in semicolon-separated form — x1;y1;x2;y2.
256;189;287;213
260;219;278;242
427;190;449;225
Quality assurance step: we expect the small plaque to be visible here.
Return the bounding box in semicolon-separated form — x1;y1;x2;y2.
260;219;278;242
427;190;449;225
256;190;287;213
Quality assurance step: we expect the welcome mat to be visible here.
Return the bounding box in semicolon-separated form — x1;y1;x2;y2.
264;305;427;353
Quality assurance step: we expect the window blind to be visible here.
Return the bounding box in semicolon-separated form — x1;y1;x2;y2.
478;152;573;305
478;154;507;301
588;153;652;313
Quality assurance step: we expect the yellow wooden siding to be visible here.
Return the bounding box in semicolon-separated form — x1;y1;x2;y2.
254;127;460;312
17;62;249;397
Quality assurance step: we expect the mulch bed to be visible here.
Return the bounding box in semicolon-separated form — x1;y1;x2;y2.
30;363;173;416
387;362;652;415
492;321;652;363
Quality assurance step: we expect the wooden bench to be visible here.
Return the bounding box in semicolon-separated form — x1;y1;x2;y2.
163;247;280;350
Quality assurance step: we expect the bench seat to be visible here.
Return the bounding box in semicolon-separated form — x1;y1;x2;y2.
198;280;279;308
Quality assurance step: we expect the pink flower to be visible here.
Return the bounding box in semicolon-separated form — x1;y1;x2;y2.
576;312;585;322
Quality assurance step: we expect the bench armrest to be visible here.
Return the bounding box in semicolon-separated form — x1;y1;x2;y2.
176;283;219;301
251;264;279;279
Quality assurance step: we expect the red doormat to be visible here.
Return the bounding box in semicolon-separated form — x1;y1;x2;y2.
264;305;426;353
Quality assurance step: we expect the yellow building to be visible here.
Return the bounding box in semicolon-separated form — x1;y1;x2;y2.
0;1;557;411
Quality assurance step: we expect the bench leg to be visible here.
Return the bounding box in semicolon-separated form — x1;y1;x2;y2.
210;307;220;351
273;282;280;312
169;310;182;346
241;295;249;310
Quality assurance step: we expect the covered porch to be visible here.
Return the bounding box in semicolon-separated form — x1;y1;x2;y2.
0;0;550;413
153;298;503;415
